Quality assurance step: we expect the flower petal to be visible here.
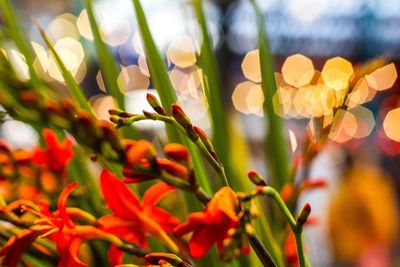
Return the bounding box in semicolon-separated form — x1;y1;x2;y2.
142;182;176;207
0;230;40;267
58;182;78;229
150;207;180;233
100;169;141;220
207;187;238;223
173;212;208;236
108;244;124;266
189;225;218;258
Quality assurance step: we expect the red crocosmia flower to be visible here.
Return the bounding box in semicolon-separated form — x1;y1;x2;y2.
98;169;179;259
33;129;73;173
1;182;122;267
173;187;239;258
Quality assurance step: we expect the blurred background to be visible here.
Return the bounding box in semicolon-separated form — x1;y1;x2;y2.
2;0;400;266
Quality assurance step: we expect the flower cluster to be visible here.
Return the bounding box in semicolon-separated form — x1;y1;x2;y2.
0;129;73;201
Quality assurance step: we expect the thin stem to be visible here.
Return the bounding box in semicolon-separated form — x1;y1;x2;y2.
193;187;211;205
160;171;211;205
243;187;309;267
294;232;307;267
261;187;297;229
248;235;277;267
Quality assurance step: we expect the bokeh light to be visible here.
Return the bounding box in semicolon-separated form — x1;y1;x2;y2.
365;63;397;91
241;49;261;83
383;108;400;142
321;57;354;91
117;65;150;91
281;53;315;87
167;35;197;68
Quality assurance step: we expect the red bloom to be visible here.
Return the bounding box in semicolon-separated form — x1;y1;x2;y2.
0;182;121;267
98;169;179;260
174;187;239;258
33;129;73;174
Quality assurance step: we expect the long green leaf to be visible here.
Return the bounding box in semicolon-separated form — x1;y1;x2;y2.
251;0;289;190
84;0;140;139
0;0;41;88
34;19;92;112
130;0;212;194
84;0;125;109
192;0;233;177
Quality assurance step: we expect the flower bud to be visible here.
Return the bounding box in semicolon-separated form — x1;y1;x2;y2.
156;158;189;179
125;141;155;166
193;126;220;163
143;110;158;120
172;104;191;128
109;109;132;118
297;203;311;226
146;93;166;115
164;143;189;162
247;170;266;186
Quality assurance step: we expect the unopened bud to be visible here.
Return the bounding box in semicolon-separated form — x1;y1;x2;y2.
156;158;189;179
143;110;158;120
193;126;220;163
186;124;198;141
108;109;123;116
172;104;191;128
126;141;155;166
146;93;166;115
297;203;311;226
247;170;266;186
109;115;121;124
164;143;189;162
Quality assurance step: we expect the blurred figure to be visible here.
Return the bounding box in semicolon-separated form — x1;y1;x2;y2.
328;156;398;266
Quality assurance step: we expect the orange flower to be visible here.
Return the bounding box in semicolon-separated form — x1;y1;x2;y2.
0;182;120;267
174;187;239;258
98;169;179;262
33;129;73;174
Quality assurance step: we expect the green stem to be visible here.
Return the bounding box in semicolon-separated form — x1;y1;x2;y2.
261;187;297;229
259;187;308;267
160;171;210;205
294;231;307;267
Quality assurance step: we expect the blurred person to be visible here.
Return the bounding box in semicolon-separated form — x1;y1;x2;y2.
328;153;398;267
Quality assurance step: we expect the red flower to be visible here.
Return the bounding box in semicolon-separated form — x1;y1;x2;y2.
173;187;239;258
0;182;121;267
33;129;73;174
98;169;179;261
